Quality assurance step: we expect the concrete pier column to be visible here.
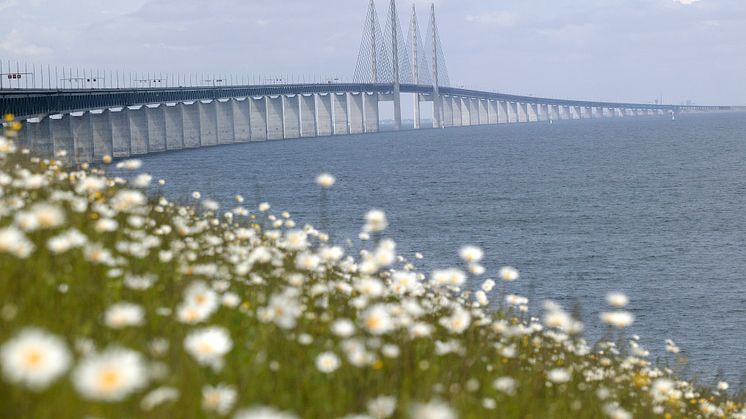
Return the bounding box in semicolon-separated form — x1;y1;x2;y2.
216;100;236;144
488;100;498;124
232;99;251;143
452;97;463;127
527;104;539;122
266;96;284;140
442;96;454;127
182;102;202;147
110;109;131;157
508;102;518;123
518;103;529;123
30;116;54;158
198;101;218;146
469;98;479;125
283;95;300;139
538;104;549;121
300;95;317;137
584;106;593;119
51;114;75;162
571;106;581;120
478;99;489;125
165;104;185;150
249;97;268;141
317;94;333;136
129;107;149;155
364;93;379;133
91;110;113;160
549;105;560;121
146;105;166;153
349;93;364;134
333;93;349;135
72;113;94;163
460;99;470;126
413;94;421;129
498;101;508;124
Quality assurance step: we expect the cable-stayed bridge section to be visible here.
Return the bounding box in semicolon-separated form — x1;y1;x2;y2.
2;0;742;164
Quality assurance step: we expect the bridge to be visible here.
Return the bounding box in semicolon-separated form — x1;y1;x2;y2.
2;0;743;164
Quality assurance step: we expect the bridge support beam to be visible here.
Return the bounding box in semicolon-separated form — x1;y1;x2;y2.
198;101;218;146
538;104;549;122
508;102;518;123
300;95;317;137
146;105;166;153
232;99;251;143
518;103;529;123
349;93;364;134
469;98;479;125
364;93;379;133
488;100;498;124
498;101;508;124
442;96;454;127
182;102;202;147
452;98;462;127
73;113;94;163
110;109;131;157
333;93;349;135
30;117;54;158
266;96;284;140
91;111;113;160
413;94;421;129
283;95;301;139
216;100;235;144
129;107;150;155
165;104;184;150
478;99;489;125
51;114;75;162
317;94;333;136
249;97;268;141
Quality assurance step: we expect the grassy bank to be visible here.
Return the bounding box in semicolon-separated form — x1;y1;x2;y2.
0;121;744;418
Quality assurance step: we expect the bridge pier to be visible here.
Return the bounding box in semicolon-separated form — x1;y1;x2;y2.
73;113;94;163
147;105;167;152
538;104;549;122
266;96;284;140
216;100;236;144
497;101;508;124
442;96;454;127
316;94;333;136
30;117;54;158
516;103;527;123
197;101;218;146
451;98;462;127
129;107;150;155
478;99;488;125
487;100;498;124
333;93;349;135
248;97;268;141
349;93;364;134
182;102;202;147
283;95;301;139
300;95;317;137
91;110;113;160
232;99;251;143
51;115;75;162
165;104;185;150
364;93;379;133
508;102;518;123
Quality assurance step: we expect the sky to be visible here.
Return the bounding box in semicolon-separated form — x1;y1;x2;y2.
1;0;745;106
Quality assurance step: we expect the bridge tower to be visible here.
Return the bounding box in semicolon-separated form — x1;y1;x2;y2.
389;0;402;130
429;4;442;129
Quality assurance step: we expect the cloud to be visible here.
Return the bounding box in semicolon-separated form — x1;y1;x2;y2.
673;0;701;5
464;11;518;26
0;29;51;57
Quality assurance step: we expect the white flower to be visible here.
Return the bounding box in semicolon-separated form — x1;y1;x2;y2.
439;307;471;334
202;383;237;415
493;376;517;395
363;209;388;233
104;303;145;329
29;203;65;229
258;202;271;212
72;347;149;401
459;245;483;263
315;351;340;373
132;173;152;188
606;292;629;308
431;268;466;287
331;319;356;338
600;311;634;328
410;400;456;419
111;190;147;212
547;368;571;384
367;395;396;418
116;159;142;170
0;328;71;391
141;386;179;411
283;230;308;251
315;173;336;188
295;252;320;271
0;226;34;258
499;266;519;282
95;218;119;233
184;327;233;366
717;381;729;391
361;305;394;335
